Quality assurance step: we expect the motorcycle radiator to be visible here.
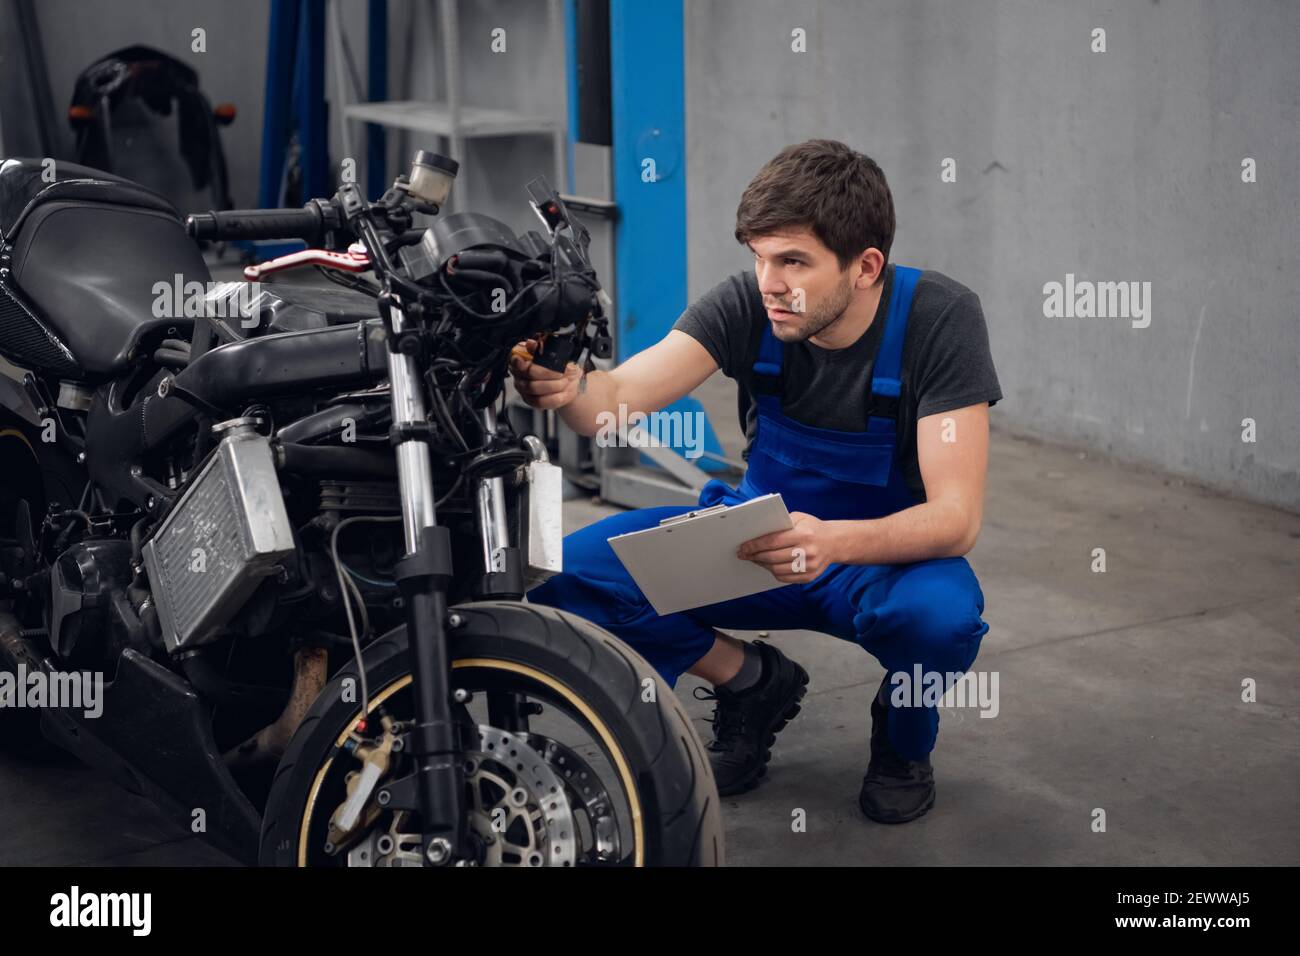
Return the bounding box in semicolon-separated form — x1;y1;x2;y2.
142;424;296;653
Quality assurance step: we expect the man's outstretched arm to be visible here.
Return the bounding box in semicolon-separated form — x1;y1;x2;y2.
509;329;719;434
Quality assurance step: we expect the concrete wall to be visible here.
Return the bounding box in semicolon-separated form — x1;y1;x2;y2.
5;0;565;234
6;0;273;207
683;0;1300;512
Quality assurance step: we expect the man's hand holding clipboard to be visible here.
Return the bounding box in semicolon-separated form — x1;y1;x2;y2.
735;510;836;585
606;494;807;616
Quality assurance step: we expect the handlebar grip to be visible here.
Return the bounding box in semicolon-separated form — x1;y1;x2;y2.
186;207;325;243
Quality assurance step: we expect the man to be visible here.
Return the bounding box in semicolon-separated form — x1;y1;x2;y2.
513;139;1001;823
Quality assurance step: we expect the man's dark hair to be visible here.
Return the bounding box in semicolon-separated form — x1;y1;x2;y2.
734;139;895;281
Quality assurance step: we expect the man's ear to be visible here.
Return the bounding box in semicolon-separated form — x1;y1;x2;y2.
853;248;885;289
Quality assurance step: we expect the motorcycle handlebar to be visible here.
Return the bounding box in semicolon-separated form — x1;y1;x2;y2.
186;205;335;243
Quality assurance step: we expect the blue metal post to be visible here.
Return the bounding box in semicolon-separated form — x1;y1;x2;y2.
258;0;300;208
296;0;328;202
564;0;578;192
608;0;724;471
609;0;685;361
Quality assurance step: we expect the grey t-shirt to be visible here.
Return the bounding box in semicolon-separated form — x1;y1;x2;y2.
672;263;1002;502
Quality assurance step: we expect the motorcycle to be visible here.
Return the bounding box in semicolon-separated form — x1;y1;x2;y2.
0;151;722;866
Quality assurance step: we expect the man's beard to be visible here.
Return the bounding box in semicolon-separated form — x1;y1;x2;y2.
768;275;854;343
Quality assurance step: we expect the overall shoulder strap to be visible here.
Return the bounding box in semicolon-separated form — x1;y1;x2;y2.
867;265;922;419
750;321;784;395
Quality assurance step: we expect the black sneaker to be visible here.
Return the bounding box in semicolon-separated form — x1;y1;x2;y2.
859;676;936;823
693;641;809;796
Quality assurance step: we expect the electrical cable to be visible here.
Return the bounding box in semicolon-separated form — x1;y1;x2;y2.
436;271;556;323
315;264;380;297
329;514;403;723
341;561;397;589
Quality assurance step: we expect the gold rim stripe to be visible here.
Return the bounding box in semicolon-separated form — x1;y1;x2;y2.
298;658;645;867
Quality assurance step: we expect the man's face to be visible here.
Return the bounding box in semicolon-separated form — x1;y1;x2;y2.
750;228;856;343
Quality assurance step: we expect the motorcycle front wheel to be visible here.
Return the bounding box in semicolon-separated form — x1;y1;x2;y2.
259;600;723;867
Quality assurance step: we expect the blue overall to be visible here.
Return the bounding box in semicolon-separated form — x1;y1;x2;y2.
528;267;989;760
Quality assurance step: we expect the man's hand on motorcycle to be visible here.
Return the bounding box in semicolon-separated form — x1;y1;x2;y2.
737;511;838;584
509;339;583;410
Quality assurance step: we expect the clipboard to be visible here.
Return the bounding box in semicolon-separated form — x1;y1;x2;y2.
606;493;793;616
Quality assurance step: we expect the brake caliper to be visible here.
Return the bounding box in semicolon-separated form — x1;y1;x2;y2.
326;715;400;853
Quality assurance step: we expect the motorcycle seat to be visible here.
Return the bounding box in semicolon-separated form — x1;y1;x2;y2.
0;157;176;241
0;158;207;379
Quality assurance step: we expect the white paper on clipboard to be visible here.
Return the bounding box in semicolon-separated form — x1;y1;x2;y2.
606;493;793;616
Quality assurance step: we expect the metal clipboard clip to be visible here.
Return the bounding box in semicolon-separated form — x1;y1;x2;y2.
657;503;730;528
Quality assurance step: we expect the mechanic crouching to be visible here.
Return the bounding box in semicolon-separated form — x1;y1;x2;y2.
512;139;1002;824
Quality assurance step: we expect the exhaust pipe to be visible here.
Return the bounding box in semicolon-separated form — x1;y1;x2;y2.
0;610;49;676
223;645;329;771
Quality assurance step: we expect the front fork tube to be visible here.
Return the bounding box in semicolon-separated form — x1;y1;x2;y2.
473;407;531;735
473;406;526;600
386;305;465;865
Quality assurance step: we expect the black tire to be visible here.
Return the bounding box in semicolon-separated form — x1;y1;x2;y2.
259;600;724;866
0;423;59;762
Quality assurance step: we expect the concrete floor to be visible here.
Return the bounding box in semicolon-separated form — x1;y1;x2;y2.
579;376;1300;867
2;373;1297;866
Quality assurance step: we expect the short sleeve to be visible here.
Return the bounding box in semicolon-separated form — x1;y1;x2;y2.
671;271;755;379
912;291;1003;420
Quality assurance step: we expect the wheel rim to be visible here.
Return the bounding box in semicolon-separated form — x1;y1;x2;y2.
297;658;645;866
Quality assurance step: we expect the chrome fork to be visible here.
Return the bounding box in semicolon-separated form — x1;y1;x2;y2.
384;302;463;864
475;405;511;573
387;306;437;550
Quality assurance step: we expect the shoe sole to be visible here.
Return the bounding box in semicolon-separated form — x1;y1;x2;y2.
715;665;810;797
858;787;936;824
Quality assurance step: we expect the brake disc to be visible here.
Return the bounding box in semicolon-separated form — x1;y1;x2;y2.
347;812;423;867
521;732;621;864
345;724;577;867
467;725;577;867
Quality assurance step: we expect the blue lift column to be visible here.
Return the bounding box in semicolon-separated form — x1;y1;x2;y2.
609;0;684;360
608;0;725;482
252;0;329;263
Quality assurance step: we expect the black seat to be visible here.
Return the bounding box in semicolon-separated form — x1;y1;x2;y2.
0;158;207;379
0;158;176;240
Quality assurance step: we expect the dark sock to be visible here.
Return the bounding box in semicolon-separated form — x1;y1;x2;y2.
718;642;765;695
